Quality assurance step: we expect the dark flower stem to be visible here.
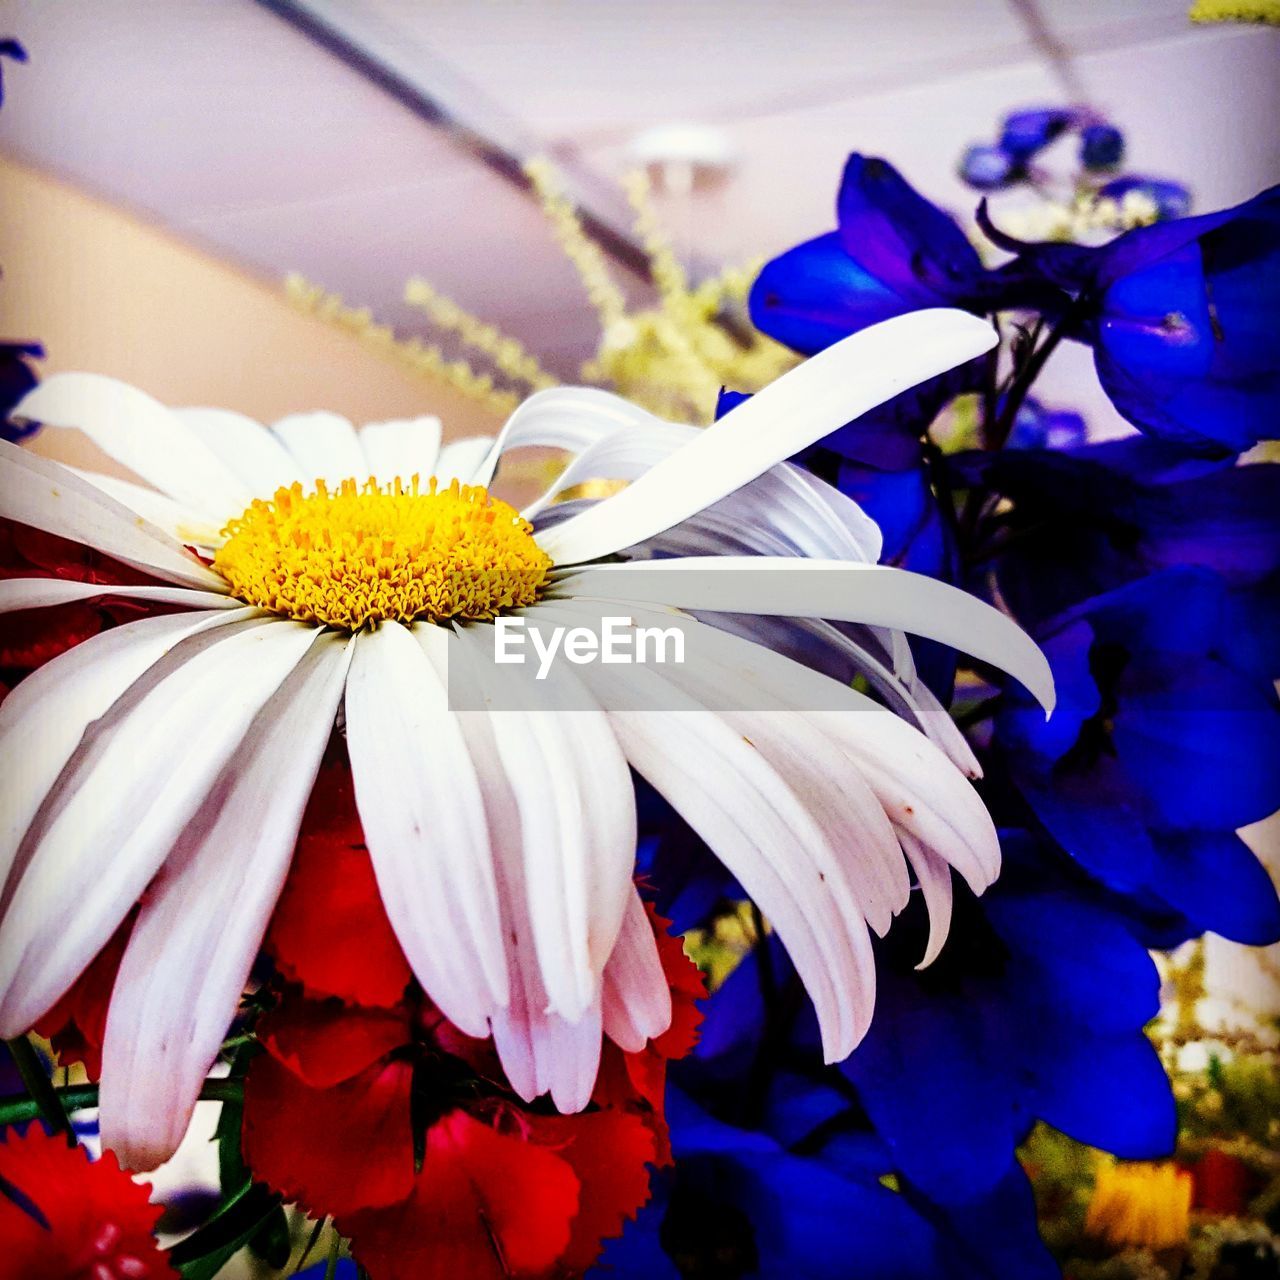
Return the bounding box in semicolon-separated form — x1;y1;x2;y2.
6;1036;74;1143
0;1075;243;1128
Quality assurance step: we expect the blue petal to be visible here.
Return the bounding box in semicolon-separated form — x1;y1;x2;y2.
1112;650;1280;831
835;155;984;302
1029;1030;1176;1158
910;1162;1061;1280
1149;830;1280;945
842;968;1022;1203
749;231;913;354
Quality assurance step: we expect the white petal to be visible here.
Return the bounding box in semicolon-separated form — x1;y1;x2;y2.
593;669;875;1061
475;384;656;489
422;624;606;1110
358;417;443;483
522;411;881;566
0;441;226;590
663;607;1002;891
0;577;237;614
13;374;252;520
451;619;636;1023
537;310;997;565
0;618;319;1037
434;437;495;486
715;612;981;776
601;887;673;1053
0;609;255;893
538;598;907;937
175;408;301;495
344;623;508;1037
68;467;223;549
98;632;352;1170
898;831;954;970
271;411;368;486
555;557;1055;714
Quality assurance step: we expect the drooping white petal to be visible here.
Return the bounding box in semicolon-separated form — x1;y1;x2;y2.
555;557;1055;714
68;467;223;548
451;618;636;1024
473;384;658;489
589;665;875;1061
0;442;226;590
98;632;353;1170
536;598;907;937
175;408;301;496
344;623;508;1037
629;604;1001;892
12;374;252;521
423;624;608;1110
0;577;239;614
271;411;369;487
898;831;954;970
713;611;981;776
0;617;319;1038
537;310;997;565
522;411;882;565
0;608;256;893
434;437;494;486
601;887;674;1053
358;417;443;483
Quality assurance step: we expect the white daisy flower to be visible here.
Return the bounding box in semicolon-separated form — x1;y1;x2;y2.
0;309;1052;1171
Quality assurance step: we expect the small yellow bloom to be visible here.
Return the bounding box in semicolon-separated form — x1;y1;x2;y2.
1085;1161;1193;1250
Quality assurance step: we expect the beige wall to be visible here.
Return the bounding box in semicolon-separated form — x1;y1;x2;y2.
0;153;502;475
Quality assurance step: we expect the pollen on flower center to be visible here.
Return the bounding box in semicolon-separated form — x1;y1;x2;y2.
213;476;553;630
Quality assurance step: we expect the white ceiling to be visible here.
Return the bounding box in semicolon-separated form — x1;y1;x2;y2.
1;0;1277;399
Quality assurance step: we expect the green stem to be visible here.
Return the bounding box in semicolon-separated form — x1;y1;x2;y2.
324;1233;341;1280
0;1075;242;1128
6;1036;73;1142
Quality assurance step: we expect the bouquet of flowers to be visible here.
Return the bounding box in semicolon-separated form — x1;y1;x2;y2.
1;39;1277;1278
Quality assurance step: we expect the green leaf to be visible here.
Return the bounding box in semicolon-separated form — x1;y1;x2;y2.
248;1202;291;1267
171;1179;281;1280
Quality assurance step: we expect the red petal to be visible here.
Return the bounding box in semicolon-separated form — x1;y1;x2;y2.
35;913;135;1080
0;602;104;670
338;1110;579;1280
649;905;706;1061
526;1109;657;1275
265;752;412;1008
0;1126;176;1280
258;995;409;1089
243;1050;416;1218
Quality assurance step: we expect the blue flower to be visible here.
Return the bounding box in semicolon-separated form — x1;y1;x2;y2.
0;38;26;108
842;840;1174;1206
994;569;1280;947
1;343;45;443
986;184;1280;456
1099;176;1192;221
1006;397;1088;451
594;1086;1059;1279
999;108;1076;161
960;143;1016;192
749;154;1052;356
1081;123;1125;170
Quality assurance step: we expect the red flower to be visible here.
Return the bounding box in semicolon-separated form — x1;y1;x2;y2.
35;914;134;1080
0;519;159;673
0;1126;175;1280
244;791;704;1280
263;749;412;1008
1189;1148;1255;1216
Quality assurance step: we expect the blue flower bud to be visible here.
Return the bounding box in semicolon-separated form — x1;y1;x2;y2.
960;143;1016;191
999;108;1075;160
1080;123;1125;170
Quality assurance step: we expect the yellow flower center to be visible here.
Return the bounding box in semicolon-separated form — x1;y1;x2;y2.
214;476;552;630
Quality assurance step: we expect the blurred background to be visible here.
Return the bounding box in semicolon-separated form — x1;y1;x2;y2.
1;0;1278;447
